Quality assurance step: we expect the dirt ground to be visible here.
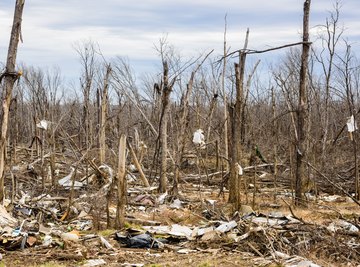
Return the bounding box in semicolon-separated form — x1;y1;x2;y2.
4;248;257;267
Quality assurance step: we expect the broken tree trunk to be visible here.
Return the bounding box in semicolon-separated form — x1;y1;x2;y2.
295;0;311;206
222;15;229;172
0;0;25;202
99;64;111;164
228;29;249;210
127;140;150;187
271;87;278;201
158;61;172;193
228;105;240;210
116;134;127;229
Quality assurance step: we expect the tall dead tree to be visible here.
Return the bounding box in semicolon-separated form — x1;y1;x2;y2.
271;87;278;200
172;71;195;195
295;0;311;206
158;61;173;193
313;2;343;163
228;29;249;210
99;64;111;164
76;41;97;149
222;16;229;171
223;4;311;209
116;134;127;228
0;0;25;202
336;43;360;199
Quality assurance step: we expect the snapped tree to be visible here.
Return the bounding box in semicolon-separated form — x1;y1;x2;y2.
295;0;311;206
0;0;25;202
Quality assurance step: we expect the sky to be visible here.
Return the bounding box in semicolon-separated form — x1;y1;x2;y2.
0;0;360;83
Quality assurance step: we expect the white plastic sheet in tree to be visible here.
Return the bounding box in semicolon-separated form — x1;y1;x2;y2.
346;115;357;132
36;120;49;130
236;163;243;176
193;129;205;148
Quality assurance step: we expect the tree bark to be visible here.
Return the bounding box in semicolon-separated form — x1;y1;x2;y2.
77;41;96;150
127;140;150;187
271;87;278;201
222;15;229;171
228;105;240;210
116;134;127;229
173;73;194;195
99;64;111;164
295;0;311;206
0;0;25;202
228;29;248;208
158;61;172;193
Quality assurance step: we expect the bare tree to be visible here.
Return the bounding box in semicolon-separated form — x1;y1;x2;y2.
222;15;229;171
0;0;25;202
228;29;249;209
172;51;213;195
99;64;111;164
295;0;311;206
313;1;343;163
75;40;98;149
111;57;158;138
158;60;174;193
116;134;127;228
23;67;48;159
45;67;64;186
334;42;360;199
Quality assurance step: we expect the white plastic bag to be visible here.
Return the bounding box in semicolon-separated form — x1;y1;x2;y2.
36;120;49;130
235;163;243;176
346;115;358;133
193;129;205;148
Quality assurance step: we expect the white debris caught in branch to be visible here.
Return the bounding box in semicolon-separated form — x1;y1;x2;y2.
36;120;49;130
346;115;358;133
235;163;243;176
192;129;205;149
58;167;83;189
